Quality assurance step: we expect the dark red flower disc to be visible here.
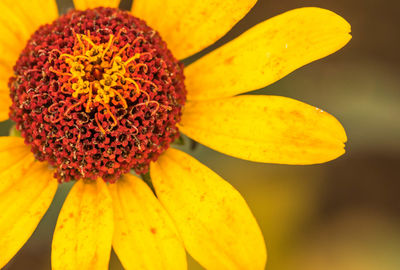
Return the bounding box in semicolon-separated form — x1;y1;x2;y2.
9;7;186;182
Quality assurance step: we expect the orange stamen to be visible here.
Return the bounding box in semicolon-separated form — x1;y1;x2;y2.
64;98;84;118
130;76;159;92
95;113;106;134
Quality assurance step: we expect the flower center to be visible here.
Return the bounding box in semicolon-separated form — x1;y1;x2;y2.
9;7;186;182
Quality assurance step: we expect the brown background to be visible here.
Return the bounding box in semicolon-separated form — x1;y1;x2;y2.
3;0;399;269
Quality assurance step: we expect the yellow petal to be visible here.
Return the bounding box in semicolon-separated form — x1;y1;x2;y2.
0;144;57;269
151;148;266;270
0;137;31;172
0;0;58;116
0;90;11;121
73;0;120;9
109;174;186;270
185;7;351;100
0;0;58;62
132;0;256;59
52;179;113;270
179;95;347;164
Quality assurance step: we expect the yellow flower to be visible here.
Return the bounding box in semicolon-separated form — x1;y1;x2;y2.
0;0;351;269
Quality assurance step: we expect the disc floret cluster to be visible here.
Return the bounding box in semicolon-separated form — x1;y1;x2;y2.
9;7;186;182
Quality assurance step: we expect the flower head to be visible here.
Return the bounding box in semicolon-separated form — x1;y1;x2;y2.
0;0;351;269
10;7;185;182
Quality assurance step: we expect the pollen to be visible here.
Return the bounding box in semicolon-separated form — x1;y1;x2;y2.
9;7;186;182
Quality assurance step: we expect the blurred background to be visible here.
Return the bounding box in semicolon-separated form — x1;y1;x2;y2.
3;0;399;269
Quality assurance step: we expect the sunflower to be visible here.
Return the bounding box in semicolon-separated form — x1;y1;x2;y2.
0;0;351;269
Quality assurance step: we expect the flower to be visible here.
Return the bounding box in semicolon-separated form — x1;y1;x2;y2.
0;0;351;269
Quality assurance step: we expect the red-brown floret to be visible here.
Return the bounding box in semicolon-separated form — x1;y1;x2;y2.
9;7;186;182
